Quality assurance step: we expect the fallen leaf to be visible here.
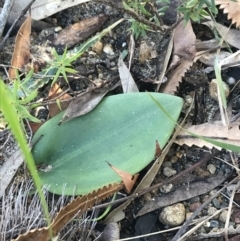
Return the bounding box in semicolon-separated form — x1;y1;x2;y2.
203;21;240;49
156;36;173;91
215;0;240;27
118;55;139;93
160;59;193;94
160;20;196;94
11;0;90;21
137;175;227;216
52;14;108;52
172;20;196;61
198;50;231;67
175;121;240;150
9;14;31;79
107;162;139;193
48;83;72;118
155;140;162;158
220;50;240;68
28;122;44;134
99;223;120;241
61;81;120;123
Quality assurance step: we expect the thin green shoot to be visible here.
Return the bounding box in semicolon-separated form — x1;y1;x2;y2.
0;80;53;238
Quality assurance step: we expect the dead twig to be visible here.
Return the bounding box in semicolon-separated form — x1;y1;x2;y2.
0;0;14;37
0;0;36;51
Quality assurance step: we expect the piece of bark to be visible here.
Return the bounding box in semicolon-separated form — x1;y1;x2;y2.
52;14;108;53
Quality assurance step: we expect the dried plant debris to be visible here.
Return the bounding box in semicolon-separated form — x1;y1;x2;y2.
175;121;240;149
52;14;108;53
160;20;196;94
198;51;232;67
1;179;105;241
0;149;23;197
61;80;120;123
203;21;240;50
118;55;139;93
48;83;72;118
137;174;228;216
8;14;31;79
11;0;90;21
107;162;139;193
98;223;120;241
161;59;193;94
13;183;123;241
215;0;240;27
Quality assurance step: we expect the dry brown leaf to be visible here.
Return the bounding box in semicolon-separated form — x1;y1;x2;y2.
61;81;120;123
155;140;162;158
28;122;44;134
53;14;108;52
48;83;72;118
13;183;123;241
174;121;240;150
118;55;139;93
160;20;196;94
107;162;139;193
203;21;240;49
9;14;31;79
160;60;193;94
198;50;231;67
172;20;196;61
215;0;240;27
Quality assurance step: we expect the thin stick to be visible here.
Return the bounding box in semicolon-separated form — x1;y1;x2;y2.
0;0;36;51
0;0;14;37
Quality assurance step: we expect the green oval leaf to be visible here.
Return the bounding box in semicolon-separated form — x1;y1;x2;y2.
32;93;183;195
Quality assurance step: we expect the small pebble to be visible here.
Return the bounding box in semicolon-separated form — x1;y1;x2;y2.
189;202;201;212
204;221;211;227
92;41;103;55
189;197;200;204
209;220;219;228
54;26;62;32
226;76;236;85
212;198;220;209
171;156;178;163
139;41;151;63
163;167;177;177
160;183;173;193
159;203;186;226
162;161;172;168
209;79;230;101
207;206;218;216
207;164;216;174
110;61;116;67
103;44;114;55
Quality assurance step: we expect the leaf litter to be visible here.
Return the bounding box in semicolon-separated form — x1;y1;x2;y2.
8;14;31;79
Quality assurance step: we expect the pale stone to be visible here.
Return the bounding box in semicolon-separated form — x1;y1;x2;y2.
159;203;186;226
